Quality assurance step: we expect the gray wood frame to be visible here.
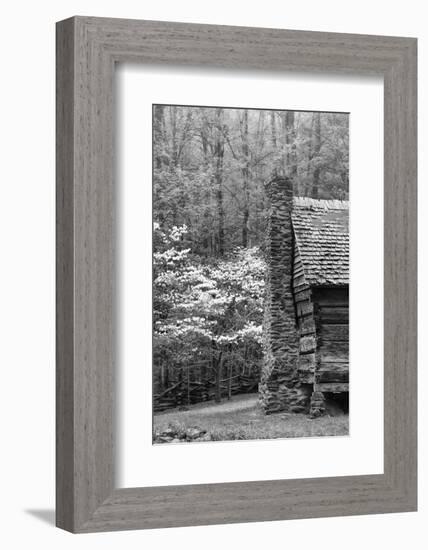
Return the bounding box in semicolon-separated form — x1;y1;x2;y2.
56;16;417;533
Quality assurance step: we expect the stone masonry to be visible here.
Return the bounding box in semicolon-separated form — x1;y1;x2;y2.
259;177;311;414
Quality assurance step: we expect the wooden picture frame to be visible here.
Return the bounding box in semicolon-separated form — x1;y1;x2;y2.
56;16;417;533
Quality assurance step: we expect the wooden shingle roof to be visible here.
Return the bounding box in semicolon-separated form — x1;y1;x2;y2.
292;197;349;287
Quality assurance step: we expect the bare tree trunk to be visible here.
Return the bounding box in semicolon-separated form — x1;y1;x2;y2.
270;111;277;148
216;173;225;255
270;111;278;177
187;364;190;406
214;108;225;255
170;106;179;167
241;109;250;247
215;352;224;403
285;111;297;180
305;114;315;195
280;112;287;175
227;343;234;400
312;112;321;198
153;105;164;170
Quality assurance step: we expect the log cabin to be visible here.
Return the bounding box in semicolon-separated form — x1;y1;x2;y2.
292;196;349;416
260;177;349;416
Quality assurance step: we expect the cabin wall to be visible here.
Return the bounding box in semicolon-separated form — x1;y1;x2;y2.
312;287;349;395
293;241;317;390
292;281;349;417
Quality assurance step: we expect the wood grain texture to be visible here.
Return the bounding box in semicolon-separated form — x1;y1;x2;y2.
56;18;75;532
56;16;417;533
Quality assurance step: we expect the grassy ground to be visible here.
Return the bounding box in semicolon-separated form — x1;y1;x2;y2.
153;394;349;443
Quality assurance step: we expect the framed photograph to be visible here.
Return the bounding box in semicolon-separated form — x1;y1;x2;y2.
56;16;417;532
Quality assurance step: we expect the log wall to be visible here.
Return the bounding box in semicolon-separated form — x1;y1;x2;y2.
294;240;317;396
313;287;349;389
292;251;349;417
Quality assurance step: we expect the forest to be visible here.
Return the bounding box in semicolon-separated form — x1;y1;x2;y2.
153;105;349;411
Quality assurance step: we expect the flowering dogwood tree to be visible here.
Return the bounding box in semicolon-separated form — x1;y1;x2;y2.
153;223;265;403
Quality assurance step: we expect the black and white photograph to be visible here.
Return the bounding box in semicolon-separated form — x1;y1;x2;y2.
0;0;420;543
152;104;349;444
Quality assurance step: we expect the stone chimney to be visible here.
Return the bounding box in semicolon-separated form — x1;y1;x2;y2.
259;176;308;414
